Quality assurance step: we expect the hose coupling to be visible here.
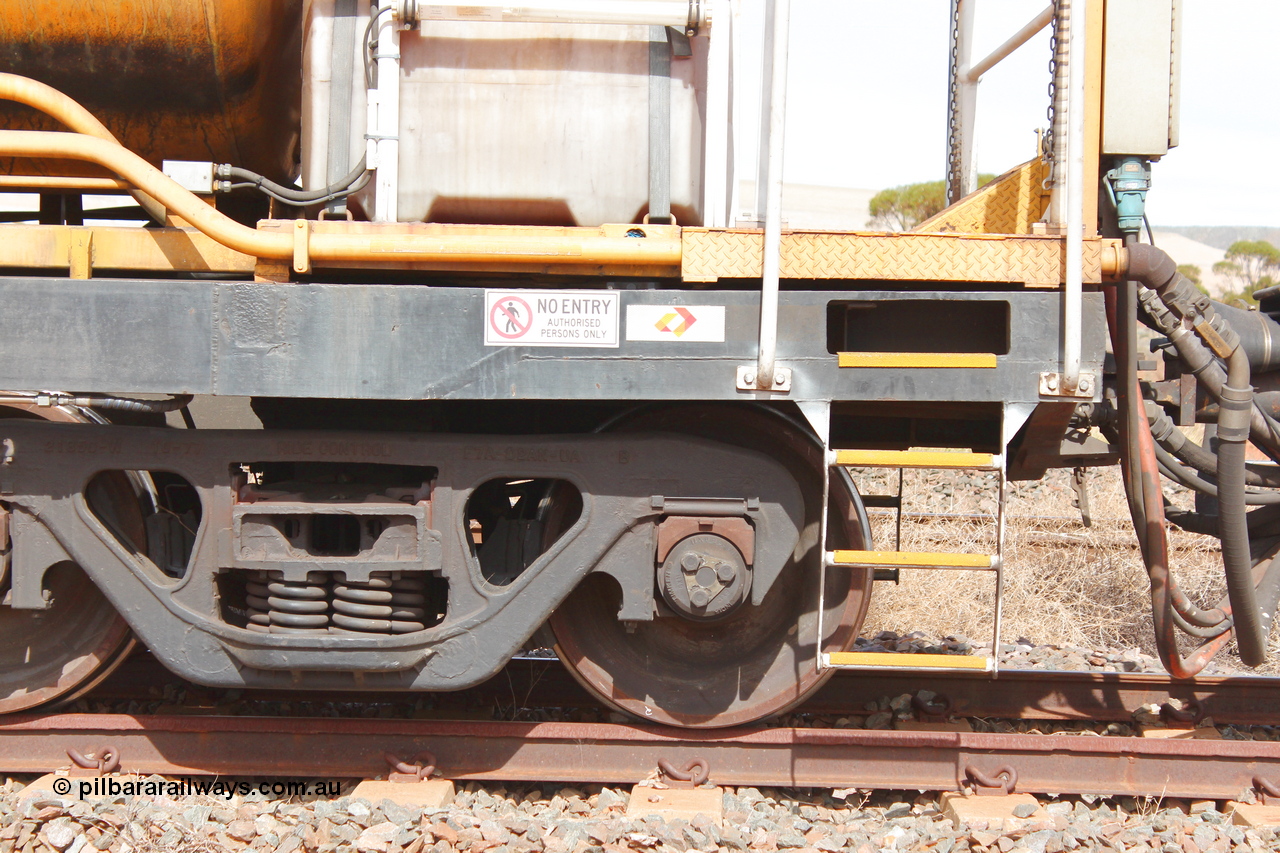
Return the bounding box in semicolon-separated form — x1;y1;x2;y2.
1104;157;1151;236
1218;384;1254;443
1144;402;1185;450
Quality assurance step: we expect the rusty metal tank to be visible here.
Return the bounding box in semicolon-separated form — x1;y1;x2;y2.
0;0;303;182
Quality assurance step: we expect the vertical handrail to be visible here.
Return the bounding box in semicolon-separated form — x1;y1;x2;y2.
946;0;977;204
947;2;1054;205
372;0;400;223
703;0;732;229
753;0;789;390
1062;0;1086;390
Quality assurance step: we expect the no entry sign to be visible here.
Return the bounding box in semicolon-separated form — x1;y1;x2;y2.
484;290;619;347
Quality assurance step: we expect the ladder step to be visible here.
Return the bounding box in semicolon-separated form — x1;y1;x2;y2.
860;494;902;509
825;651;992;672
832;449;997;469
837;352;998;369
830;550;994;570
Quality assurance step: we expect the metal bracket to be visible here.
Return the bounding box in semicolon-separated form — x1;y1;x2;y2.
665;26;693;56
1070;466;1092;528
1039;370;1094;398
736;365;792;392
8;509;66;610
0;438;13;495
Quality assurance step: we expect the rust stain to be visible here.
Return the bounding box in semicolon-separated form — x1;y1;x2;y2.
0;0;302;180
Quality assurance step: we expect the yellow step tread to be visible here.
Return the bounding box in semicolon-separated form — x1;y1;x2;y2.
826;651;992;671
837;352;998;369
833;449;996;469
832;550;993;569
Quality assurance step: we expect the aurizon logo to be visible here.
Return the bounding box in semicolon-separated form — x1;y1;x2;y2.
654;306;698;337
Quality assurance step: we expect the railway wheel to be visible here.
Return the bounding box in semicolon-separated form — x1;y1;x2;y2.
549;405;872;728
0;399;141;713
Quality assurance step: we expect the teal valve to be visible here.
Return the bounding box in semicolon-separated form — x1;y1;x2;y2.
1104;156;1151;236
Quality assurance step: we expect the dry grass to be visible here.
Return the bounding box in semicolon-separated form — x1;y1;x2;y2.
852;463;1280;673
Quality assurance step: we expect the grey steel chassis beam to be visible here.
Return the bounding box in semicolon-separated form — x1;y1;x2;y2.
0;278;1105;405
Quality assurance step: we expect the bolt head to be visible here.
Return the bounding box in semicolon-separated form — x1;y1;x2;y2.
1046;375;1059;391
743;372;755;385
690;588;710;607
716;563;736;583
774;373;785;386
680;553;701;572
1078;376;1093;393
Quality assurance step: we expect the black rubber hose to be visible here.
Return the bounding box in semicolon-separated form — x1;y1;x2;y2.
1147;401;1280;487
87;394;194;414
223;157;369;204
1217;346;1267;665
1131;247;1280;454
1127;242;1273;662
1166;503;1280;537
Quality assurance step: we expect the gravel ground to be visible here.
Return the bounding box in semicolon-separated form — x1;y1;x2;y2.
3;778;1274;853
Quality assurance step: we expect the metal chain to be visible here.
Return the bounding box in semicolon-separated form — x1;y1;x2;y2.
1042;0;1061;187
945;0;963;205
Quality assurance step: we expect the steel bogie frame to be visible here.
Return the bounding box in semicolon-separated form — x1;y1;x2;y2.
1;422;807;690
0;263;1109;694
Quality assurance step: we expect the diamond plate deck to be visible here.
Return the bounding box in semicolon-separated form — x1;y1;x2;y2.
917;158;1051;235
682;229;1112;286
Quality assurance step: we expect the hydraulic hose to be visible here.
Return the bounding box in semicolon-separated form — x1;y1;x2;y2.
0;393;193;414
85;394;194;414
1109;259;1236;675
221;157;370;206
1132;255;1280;454
1125;242;1271;666
1146;401;1280;487
1217;346;1266;664
0;73;166;225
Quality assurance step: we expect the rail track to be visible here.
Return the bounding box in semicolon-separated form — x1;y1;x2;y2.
9;655;1278;801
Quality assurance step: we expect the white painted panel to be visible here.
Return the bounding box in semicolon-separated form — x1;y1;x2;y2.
1102;0;1176;156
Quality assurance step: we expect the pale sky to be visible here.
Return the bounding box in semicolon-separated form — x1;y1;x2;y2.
759;0;1279;227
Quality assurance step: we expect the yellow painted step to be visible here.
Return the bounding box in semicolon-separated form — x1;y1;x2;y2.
830;550;994;570
837;352;997;369
833;449;996;469
825;651;992;671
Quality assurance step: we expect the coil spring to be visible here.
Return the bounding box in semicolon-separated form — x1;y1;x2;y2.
245;570;331;634
332;573;428;634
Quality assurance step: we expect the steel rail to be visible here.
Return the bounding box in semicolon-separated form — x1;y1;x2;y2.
4;713;1279;799
90;655;1280;727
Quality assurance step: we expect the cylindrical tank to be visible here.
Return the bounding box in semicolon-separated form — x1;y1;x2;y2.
0;0;303;182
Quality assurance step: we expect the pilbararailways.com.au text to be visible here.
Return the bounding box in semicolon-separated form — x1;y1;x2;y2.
51;777;343;800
